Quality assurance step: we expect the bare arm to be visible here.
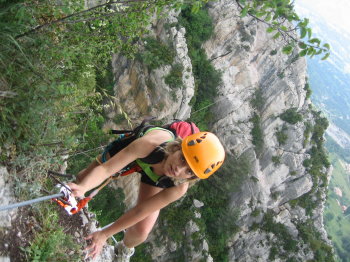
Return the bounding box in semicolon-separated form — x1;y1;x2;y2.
84;182;189;258
102;182;189;238
70;129;173;195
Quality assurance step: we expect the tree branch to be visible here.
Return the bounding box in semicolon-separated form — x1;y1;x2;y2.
234;0;327;52
15;0;155;39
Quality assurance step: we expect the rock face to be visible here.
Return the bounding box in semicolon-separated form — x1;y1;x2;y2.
110;9;195;123
108;0;333;261
201;0;332;260
0;167;17;228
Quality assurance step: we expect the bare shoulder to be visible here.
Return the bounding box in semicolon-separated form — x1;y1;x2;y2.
141;128;174;145
126;129;173;158
162;182;189;201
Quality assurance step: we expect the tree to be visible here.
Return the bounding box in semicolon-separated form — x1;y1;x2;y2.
235;0;330;59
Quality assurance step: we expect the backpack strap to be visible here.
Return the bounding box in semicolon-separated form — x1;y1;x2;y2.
140;126;175;141
135;128;175;183
136;159;162;183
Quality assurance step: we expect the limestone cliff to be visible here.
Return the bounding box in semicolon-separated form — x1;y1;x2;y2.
107;0;334;261
0;1;334;261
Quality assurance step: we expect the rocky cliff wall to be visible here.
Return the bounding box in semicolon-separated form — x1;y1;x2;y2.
0;1;333;261
106;0;333;261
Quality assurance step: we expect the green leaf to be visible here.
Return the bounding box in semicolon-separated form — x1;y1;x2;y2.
309;38;321;46
256;11;266;18
300;27;307;39
282;45;293;55
307;47;314;55
191;2;201;14
266;27;275;33
294;13;300;21
299;49;308;57
321;53;330;60
265;12;272;21
298;42;307;49
315;49;323;55
241;6;249;17
307;28;312;38
273;32;281;39
323;43;330;50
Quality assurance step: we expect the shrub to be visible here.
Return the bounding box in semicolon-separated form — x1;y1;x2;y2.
178;5;214;48
251;113;264;155
303;122;312;147
23;205;80;261
251;89;265;112
272;155;281;166
158;154;249;261
251;208;261;217
262;211;299;253
165;63;184;89
280;108;303;124
269;246;278;260
179;5;222;130
304;82;312;99
138;37;175;70
297;220;335;262
276;126;288;145
0;1;166;259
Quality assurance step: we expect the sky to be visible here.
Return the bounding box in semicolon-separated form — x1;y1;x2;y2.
294;0;350;35
295;0;350;74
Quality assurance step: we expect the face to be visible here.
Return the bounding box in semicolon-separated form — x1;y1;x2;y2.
163;150;195;179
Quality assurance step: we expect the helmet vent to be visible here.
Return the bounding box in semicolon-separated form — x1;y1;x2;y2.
211;164;215;169
196;139;202;143
204;168;211;174
200;136;206;139
187;140;196;146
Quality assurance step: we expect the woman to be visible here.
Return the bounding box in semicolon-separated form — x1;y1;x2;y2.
68;128;225;261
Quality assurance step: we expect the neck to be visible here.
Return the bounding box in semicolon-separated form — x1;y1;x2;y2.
151;160;166;176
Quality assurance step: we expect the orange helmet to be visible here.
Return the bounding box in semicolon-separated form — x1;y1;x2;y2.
182;132;225;179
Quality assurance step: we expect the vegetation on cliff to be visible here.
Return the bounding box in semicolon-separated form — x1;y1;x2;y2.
0;0;184;260
0;0;333;261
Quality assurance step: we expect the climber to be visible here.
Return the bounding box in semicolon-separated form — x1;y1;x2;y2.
68;128;225;261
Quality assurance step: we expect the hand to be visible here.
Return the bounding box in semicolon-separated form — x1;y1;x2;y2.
67;182;87;198
85;231;108;259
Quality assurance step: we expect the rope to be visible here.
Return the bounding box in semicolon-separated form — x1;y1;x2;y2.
190;97;226;115
0;193;64;212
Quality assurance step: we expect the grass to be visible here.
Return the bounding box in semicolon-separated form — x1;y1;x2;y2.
324;152;350;262
22;205;81;261
0;0;170;260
